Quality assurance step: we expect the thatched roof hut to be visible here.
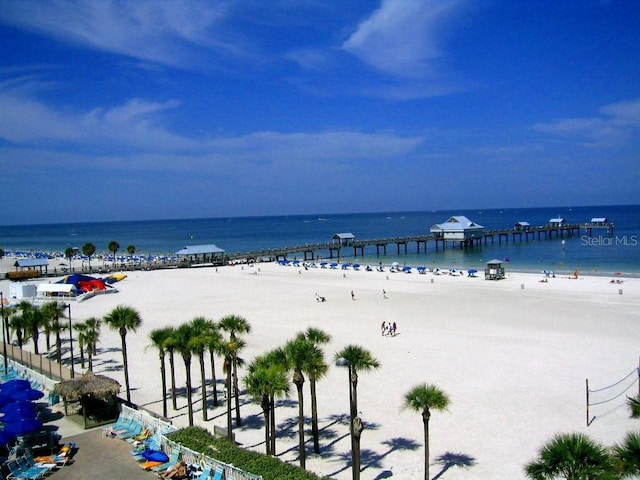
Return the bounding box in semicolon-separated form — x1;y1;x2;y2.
54;370;121;429
54;370;120;400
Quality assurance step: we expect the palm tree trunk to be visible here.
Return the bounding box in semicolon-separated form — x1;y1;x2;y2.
160;351;167;419
232;356;242;426
270;394;277;455
209;350;218;407
295;376;306;469
120;332;131;403
352;416;363;480
261;395;271;455
32;331;40;355
199;354;207;421
423;412;431;480
169;350;177;409
184;358;194;426
310;376;320;454
226;366;233;441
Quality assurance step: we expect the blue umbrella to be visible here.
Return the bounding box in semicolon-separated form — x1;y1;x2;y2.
0;430;16;445
9;389;44;402
0;401;37;414
0;379;31;391
0;409;37;422
2;418;42;436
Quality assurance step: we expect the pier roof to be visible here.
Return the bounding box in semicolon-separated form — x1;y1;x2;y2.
430;216;484;232
175;244;225;256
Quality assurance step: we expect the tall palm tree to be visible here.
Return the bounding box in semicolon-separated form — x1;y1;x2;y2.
9;311;28;362
41;301;66;353
83;317;101;371
73;322;88;369
334;345;381;480
163;327;179;410
20;302;45;355
206;321;223;407
244;353;290;455
147;327;174;419
402;383;451;480
283;336;322;469
103;305;143;403
82;243;96;272
189;317;214;421
612;430;640;478
173;322;198;426
219;314;251;426
298;327;331;453
108;241;120;269
525;432;615;480
219;337;246;441
126;245;136;270
64;247;75;272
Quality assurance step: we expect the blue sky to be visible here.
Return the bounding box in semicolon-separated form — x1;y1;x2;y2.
1;0;639;225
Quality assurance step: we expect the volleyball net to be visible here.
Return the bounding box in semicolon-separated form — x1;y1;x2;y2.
586;361;640;426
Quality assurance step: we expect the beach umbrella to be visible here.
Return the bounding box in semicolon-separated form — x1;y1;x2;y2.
0;408;37;422
9;388;44;402
391;262;400;267
2;418;42;436
0;400;37;413
468;269;477;274
0;379;31;391
0;430;16;445
402;266;412;272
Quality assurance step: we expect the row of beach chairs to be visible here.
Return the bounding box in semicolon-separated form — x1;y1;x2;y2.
4;447;72;480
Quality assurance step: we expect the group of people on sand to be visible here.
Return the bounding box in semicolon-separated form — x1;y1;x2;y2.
381;321;397;336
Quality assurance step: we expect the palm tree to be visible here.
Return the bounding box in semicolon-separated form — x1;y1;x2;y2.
41;301;66;353
103;305;143;403
19;302;45;355
9;311;28;362
173;322;198;426
64;247;75;272
244;353;290;455
334;345;381;480
402;383;451;480
298;327;331;454
82;242;96;272
612;430;640;478
627;394;640;419
147;327;174;419
126;245;136;270
108;241;120;269
206;322;223;407
525;432;615;480
283;336;323;469
83;317;101;371
73;322;88;369
189;317;214;421
219;337;246;441
219;314;251;426
163;327;179;410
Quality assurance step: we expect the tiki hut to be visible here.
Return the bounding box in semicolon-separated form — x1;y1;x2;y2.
54;370;121;429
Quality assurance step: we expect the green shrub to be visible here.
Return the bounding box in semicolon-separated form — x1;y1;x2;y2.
166;427;326;480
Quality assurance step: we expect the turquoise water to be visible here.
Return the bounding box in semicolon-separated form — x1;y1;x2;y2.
1;204;639;276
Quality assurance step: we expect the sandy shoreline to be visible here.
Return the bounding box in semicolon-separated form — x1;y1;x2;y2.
1;257;638;479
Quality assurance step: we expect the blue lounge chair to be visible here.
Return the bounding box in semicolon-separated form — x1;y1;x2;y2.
211;467;224;480
192;465;211;480
17;457;48;478
6;459;44;480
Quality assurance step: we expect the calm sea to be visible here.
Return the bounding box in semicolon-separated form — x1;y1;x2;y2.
1;205;640;277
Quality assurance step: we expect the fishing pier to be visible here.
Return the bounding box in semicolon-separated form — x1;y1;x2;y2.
230;220;614;262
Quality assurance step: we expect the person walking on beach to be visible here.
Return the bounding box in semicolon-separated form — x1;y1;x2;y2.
351;290;355;301
381;321;386;336
392;321;397;336
383;289;387;299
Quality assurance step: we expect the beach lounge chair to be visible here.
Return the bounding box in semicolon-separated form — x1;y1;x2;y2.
16;457;49;478
210;467;224;480
191;464;211;480
103;415;132;437
151;448;180;473
6;459;44;480
117;421;143;440
23;452;57;472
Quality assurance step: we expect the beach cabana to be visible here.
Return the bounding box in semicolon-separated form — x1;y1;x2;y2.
332;233;355;247
53;370;121;429
37;283;76;299
590;217;608;225
484;259;505;280
175;244;225;267
430;216;484;248
548;217;565;226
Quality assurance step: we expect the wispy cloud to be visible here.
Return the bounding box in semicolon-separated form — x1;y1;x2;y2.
0;0;240;69
532;99;640;148
341;0;467;79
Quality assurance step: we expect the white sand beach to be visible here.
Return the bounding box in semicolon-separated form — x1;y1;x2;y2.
1;258;638;479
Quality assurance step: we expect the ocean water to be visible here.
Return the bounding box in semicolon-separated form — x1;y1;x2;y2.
1;205;639;277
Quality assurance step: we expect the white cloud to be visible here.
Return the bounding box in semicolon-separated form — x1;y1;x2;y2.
0;0;238;68
532;98;640;148
342;0;466;78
